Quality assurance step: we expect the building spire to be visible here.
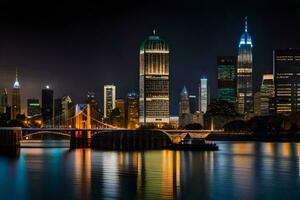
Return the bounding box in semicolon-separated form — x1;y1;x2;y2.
13;68;20;88
245;16;248;32
153;29;156;35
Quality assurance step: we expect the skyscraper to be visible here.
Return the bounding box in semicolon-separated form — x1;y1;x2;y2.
254;92;261;116
12;70;21;119
179;86;190;116
104;85;116;119
139;30;170;126
86;91;100;120
236;17;253;114
42;85;54;126
199;77;208;113
260;74;275;116
189;95;197;114
127;92;139;129
274;49;300;114
0;88;8;114
217;56;236;103
27;99;41;118
114;99;125;128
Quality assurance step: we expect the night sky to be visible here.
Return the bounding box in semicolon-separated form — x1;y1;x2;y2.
0;0;300;115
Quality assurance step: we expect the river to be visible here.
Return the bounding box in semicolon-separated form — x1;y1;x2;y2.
0;141;300;199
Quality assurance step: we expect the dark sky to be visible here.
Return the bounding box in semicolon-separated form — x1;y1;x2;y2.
0;0;300;115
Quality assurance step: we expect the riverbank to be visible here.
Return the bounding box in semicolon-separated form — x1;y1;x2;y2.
207;133;300;142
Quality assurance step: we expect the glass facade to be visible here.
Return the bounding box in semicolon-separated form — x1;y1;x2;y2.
237;17;253;114
42;87;54;125
104;85;116;118
274;49;300;114
139;32;170;125
260;74;274;116
127;92;139;129
217;56;236;103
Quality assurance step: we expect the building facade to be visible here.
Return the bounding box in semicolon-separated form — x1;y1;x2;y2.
12;71;21;119
217;56;236;103
179;86;190;116
127;92;139;129
189;95;197;114
236;17;254;114
199;77;208;113
27;99;41;118
104;85;116;119
139;31;170;126
114;99;125;128
274;49;300;114
42;86;54;125
0;88;8;114
260;74;275;116
254;92;261;116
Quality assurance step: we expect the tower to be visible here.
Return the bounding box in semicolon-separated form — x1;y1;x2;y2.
42;85;54;126
12;69;21;119
199;77;208;113
139;30;170;126
236;17;254;114
104;85;116;119
179;86;190;116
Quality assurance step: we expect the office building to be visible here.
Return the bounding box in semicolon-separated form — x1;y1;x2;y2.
254;92;261;116
139;30;170;126
112;99;125;128
199;77;209;113
260;74;275;116
27;99;41;118
217;56;236;103
274;49;300;113
179;86;190;116
127;92;139;129
0;88;8;113
104;85;116;119
86;91;100;120
236;17;254;114
189;95;197;114
42;85;54;125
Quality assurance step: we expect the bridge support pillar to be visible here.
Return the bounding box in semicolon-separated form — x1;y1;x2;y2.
0;127;22;148
70;130;91;148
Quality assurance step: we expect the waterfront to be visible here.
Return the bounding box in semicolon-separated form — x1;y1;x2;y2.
0;141;300;200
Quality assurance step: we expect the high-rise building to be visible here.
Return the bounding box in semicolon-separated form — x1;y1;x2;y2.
0;88;8;113
189;95;197;114
139;30;170;126
217;56;236;103
254;92;261;116
86;91;100;120
236;17;253;114
42;85;54;125
274;49;300;114
179;86;190;116
114;99;125;128
104;85;116;119
260;74;275;116
55;96;73;127
27;99;41;118
127;92;139;129
199;77;208;113
12;70;21;119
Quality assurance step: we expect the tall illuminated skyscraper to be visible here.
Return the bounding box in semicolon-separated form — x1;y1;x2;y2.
260;74;274;116
179;86;190;116
104;85;116;118
139;30;170;126
199;77;208;113
237;17;253;114
12;70;21;119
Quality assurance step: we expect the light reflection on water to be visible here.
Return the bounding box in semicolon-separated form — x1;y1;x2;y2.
0;142;300;199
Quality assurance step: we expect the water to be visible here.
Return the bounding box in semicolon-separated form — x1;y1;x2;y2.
0;141;300;200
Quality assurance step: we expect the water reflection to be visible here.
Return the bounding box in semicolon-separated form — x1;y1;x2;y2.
0;142;300;199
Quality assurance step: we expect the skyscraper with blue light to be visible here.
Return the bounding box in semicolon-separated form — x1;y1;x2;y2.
237;17;253;114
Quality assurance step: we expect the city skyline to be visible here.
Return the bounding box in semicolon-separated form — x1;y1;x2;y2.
0;1;300;115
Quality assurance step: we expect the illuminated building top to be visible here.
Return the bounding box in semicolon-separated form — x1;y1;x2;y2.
239;17;253;48
13;69;20;89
